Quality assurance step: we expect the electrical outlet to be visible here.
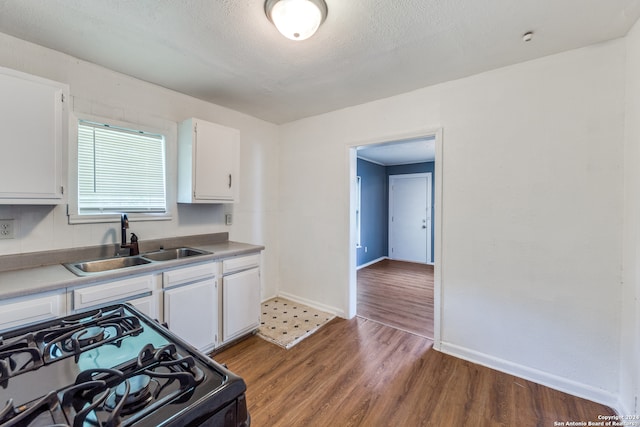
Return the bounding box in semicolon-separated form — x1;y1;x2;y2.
225;214;233;226
0;219;15;239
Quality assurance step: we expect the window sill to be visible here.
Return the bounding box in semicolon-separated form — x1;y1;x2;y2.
68;212;172;225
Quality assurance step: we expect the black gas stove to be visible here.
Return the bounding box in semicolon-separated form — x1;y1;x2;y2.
0;304;249;427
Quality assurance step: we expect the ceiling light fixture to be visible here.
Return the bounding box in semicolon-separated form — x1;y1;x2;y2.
265;0;328;41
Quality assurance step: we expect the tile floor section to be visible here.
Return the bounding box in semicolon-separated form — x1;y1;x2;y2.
257;297;335;349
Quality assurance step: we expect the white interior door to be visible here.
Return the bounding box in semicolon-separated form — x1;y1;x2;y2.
389;173;432;263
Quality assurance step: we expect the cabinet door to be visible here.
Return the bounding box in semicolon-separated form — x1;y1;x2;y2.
127;294;158;320
194;119;239;202
164;279;217;352
0;67;67;204
222;268;260;342
0;293;65;332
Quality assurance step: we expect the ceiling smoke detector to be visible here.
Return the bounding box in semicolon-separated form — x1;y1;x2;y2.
265;0;328;41
522;31;534;42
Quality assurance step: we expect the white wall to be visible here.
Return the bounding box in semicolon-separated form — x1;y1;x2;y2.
279;40;626;405
0;32;280;300
621;17;640;416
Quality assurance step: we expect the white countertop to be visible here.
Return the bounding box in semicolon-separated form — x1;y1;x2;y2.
0;240;263;300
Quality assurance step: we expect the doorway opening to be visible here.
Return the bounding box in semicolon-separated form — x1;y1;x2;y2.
348;130;442;346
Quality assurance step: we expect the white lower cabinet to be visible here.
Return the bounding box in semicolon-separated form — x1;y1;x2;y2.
0;292;66;332
162;263;218;353
0;251;261;349
164;279;217;352
221;254;261;344
222;268;260;343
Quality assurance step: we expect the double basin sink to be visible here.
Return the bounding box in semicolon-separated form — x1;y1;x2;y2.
64;247;211;277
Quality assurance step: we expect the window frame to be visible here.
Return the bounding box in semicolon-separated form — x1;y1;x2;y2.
68;112;174;225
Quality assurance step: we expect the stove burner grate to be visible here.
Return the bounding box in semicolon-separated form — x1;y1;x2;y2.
0;334;44;384
0;392;68;426
58;343;206;426
36;307;142;362
0;304;245;427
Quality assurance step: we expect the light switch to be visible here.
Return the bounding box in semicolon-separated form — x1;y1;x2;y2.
225;214;233;226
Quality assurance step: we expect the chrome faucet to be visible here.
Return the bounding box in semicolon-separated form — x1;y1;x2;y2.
120;213;139;256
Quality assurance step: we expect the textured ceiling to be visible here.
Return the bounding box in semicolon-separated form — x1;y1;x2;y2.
0;0;639;124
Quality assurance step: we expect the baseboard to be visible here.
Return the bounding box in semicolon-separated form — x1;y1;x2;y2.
439;342;619;410
356;256;388;270
276;291;346;318
261;293;278;304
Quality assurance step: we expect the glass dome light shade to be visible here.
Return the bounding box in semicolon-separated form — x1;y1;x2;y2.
265;0;327;41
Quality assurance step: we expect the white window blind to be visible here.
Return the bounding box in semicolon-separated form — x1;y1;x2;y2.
78;120;167;214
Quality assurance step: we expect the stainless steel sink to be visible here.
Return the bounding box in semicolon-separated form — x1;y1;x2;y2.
64;247;211;276
65;256;152;276
141;247;211;262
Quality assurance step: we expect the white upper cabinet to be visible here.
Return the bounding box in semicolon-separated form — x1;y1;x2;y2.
0;66;68;204
177;118;240;203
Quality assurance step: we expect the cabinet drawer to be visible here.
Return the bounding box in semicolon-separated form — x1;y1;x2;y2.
74;275;154;310
222;254;260;274
0;293;65;331
163;262;216;288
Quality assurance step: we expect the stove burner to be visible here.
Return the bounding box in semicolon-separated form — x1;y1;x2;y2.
106;375;154;415
37;308;142;362
70;326;105;348
118;375;151;401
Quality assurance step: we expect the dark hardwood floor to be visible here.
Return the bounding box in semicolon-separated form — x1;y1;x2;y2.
214;316;614;426
357;258;434;338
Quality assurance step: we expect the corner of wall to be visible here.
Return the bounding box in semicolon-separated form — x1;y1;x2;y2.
620;14;640;418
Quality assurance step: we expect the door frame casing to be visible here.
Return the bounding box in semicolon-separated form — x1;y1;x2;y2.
388;172;432;264
347;128;443;350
